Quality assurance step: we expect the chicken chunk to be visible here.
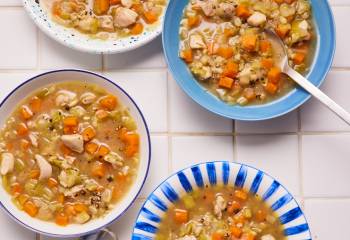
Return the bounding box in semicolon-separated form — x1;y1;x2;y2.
35;154;52;180
218;3;235;18
189;34;206;49
200;0;217;17
247;12;267;26
261;234;276;240
61;134;84;153
114;7;138;28
80;92;96;105
214;194;227;219
0;153;14;175
56;90;78;107
99;16;114;32
121;0;133;8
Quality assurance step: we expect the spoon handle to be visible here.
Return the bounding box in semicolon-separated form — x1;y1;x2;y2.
286;67;350;125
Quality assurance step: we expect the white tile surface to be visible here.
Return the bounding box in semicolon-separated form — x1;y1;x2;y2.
171;136;234;172
301;71;350;131
0;9;37;69
332;6;350;68
305;199;350;240
104;36;166;70
0;0;22;6
169;74;233;133
103;71;168;133
39;33;102;70
237;135;300;196
236;111;298;134
140;136;169;198
302;134;350;197
0;210;36;240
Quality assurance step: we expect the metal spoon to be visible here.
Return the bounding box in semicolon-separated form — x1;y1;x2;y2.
265;29;350;125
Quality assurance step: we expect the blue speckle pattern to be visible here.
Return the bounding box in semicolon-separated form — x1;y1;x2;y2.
23;0;167;54
132;161;312;239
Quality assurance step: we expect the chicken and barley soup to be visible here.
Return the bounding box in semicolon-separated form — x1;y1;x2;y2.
179;0;314;105
40;0;167;40
155;185;285;240
0;82;140;226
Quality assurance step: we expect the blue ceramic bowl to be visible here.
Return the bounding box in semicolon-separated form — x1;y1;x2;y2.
132;161;311;239
163;0;336;120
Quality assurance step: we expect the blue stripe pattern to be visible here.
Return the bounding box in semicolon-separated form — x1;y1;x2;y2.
141;207;161;223
135;222;158;234
160;182;179;203
263;180;280;200
206;162;217;185
235;165;247;188
250;171;263;194
222;162;230;185
149;194;167;211
284;224;309;236
178;172;192;193
280;207;303;224
132;234;152;240
191;166;204;188
271;194;293;211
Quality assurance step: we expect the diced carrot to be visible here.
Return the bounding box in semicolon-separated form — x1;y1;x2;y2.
143;11;159;24
222;60;239;78
293;52;306;65
20;139;30;150
20;105;33;120
235;189;248;200
260;40;271;53
63;126;78;134
275;24;291;39
227;200;241;214
18;194;29;205
234;214;247;225
131;3;144;14
11;183;22;196
29;169;40;179
122;133;139;157
82;126;96;142
256;209;267;222
243;88;256;101
180;49;193;63
130;22;144;35
74;203;88;213
93;0;110;15
29;96;42;113
224;28;236;38
261;58;274;69
273;0;284;3
17;123;29;136
97;144;110;157
85;142;99;154
267;67;282;84
91;161;107;178
55;212;69;226
60;143;72;156
174;208;188;224
48;177;58;188
109;0;120;5
241;34;258;52
100;95;118;111
63;116;78;127
236;4;251;19
217;45;234;59
58;193;65;204
242;232;256;240
265;82;278;94
230;226;242;238
6;142;13;151
285;0;295;3
96;109;109;120
64;204;76;217
212;232;224;240
23;201;38;217
218;77;234;89
188;15;201;28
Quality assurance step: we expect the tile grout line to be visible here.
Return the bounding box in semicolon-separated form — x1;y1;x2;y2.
166;70;173;174
232;120;237;162
297;108;305;209
149;131;350;136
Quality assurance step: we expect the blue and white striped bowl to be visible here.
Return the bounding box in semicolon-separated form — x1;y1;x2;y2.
132;161;311;240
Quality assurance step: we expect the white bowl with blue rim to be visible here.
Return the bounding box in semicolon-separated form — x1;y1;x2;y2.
132;161;311;239
163;0;336;121
23;0;167;54
0;70;151;238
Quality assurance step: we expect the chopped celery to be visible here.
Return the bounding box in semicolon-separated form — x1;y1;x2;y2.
58;168;80;188
2;175;10;193
74;211;91;224
183;195;196;209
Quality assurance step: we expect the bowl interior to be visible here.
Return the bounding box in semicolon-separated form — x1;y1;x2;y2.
23;0;166;54
163;0;335;121
132;161;311;240
0;70;151;237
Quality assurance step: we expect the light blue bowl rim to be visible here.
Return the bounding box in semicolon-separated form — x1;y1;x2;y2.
0;69;152;238
132;160;311;239
162;0;336;121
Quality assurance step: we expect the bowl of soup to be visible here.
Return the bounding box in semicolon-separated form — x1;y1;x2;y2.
163;0;335;120
23;0;168;54
0;70;151;238
132;161;311;240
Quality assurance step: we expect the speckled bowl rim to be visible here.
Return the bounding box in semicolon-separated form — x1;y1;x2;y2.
23;0;167;54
